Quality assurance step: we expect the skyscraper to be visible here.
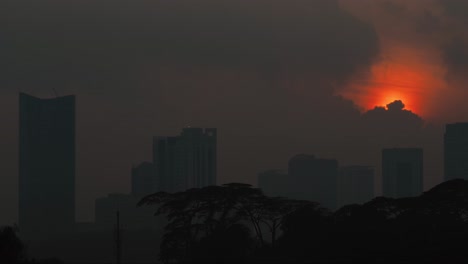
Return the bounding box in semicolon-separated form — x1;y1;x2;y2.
288;154;338;210
131;162;155;198
153;128;217;193
382;148;423;198
19;93;75;234
338;166;374;208
444;123;468;181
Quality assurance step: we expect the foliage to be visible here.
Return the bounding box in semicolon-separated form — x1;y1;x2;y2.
140;179;468;263
0;226;25;264
139;183;319;263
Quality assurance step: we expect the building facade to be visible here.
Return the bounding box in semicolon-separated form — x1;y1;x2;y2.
382;148;423;198
288;154;338;210
131;162;155;198
19;93;75;234
444;123;468;181
338;166;374;208
153;128;217;192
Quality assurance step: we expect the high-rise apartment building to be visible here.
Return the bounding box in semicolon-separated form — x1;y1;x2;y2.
131;162;155;198
444;123;468;181
338;166;374;208
382;148;423;198
19;93;75;234
153;128;217;192
288;154;338;210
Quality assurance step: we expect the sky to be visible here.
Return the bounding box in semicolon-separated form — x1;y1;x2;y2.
1;0;468;224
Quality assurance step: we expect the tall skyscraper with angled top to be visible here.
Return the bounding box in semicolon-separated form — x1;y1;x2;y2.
444;123;468;181
19;93;75;234
153;127;217;193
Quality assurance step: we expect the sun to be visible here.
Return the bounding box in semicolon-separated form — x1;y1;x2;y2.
340;56;427;116
371;89;417;112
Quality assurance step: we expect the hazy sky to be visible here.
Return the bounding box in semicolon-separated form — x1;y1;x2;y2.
1;0;467;224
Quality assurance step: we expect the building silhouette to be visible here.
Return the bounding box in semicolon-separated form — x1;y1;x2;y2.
288;154;338;210
338;166;374;208
257;170;289;197
444;123;468;181
153;128;217;192
382;148;423;198
94;162;162;231
19;93;75;234
131;162;155;198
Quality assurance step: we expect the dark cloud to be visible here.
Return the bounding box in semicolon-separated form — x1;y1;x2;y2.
363;100;424;135
1;0;379;94
415;10;441;34
443;38;468;81
437;0;468;68
379;0;440;34
380;1;407;16
439;0;468;21
386;100;405;111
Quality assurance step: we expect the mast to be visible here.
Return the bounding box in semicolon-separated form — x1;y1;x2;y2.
115;211;121;264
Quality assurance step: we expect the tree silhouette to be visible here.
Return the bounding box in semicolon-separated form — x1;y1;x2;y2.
139;179;468;263
139;184;266;262
138;183;317;262
0;226;25;264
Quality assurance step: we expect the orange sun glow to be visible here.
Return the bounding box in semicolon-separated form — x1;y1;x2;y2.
340;44;446;118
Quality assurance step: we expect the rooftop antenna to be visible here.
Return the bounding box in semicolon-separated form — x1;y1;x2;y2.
115;211;122;264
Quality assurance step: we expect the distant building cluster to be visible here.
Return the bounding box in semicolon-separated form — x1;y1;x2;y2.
258;148;426;209
18;92;217;236
259;155;371;210
94;127;217;229
17;91;468;236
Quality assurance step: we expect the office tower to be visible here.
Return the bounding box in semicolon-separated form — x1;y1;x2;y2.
131;162;155;197
338;166;374;208
257;170;289;197
19;93;75;234
153;128;217;193
382;148;423;198
153;136;178;192
288;154;338;210
444;123;468;181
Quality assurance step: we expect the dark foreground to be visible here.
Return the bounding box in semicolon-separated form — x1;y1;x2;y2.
4;180;468;263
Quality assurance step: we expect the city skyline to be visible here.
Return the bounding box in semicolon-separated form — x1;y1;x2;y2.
1;0;468;228
5;1;468;263
0;91;459;225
